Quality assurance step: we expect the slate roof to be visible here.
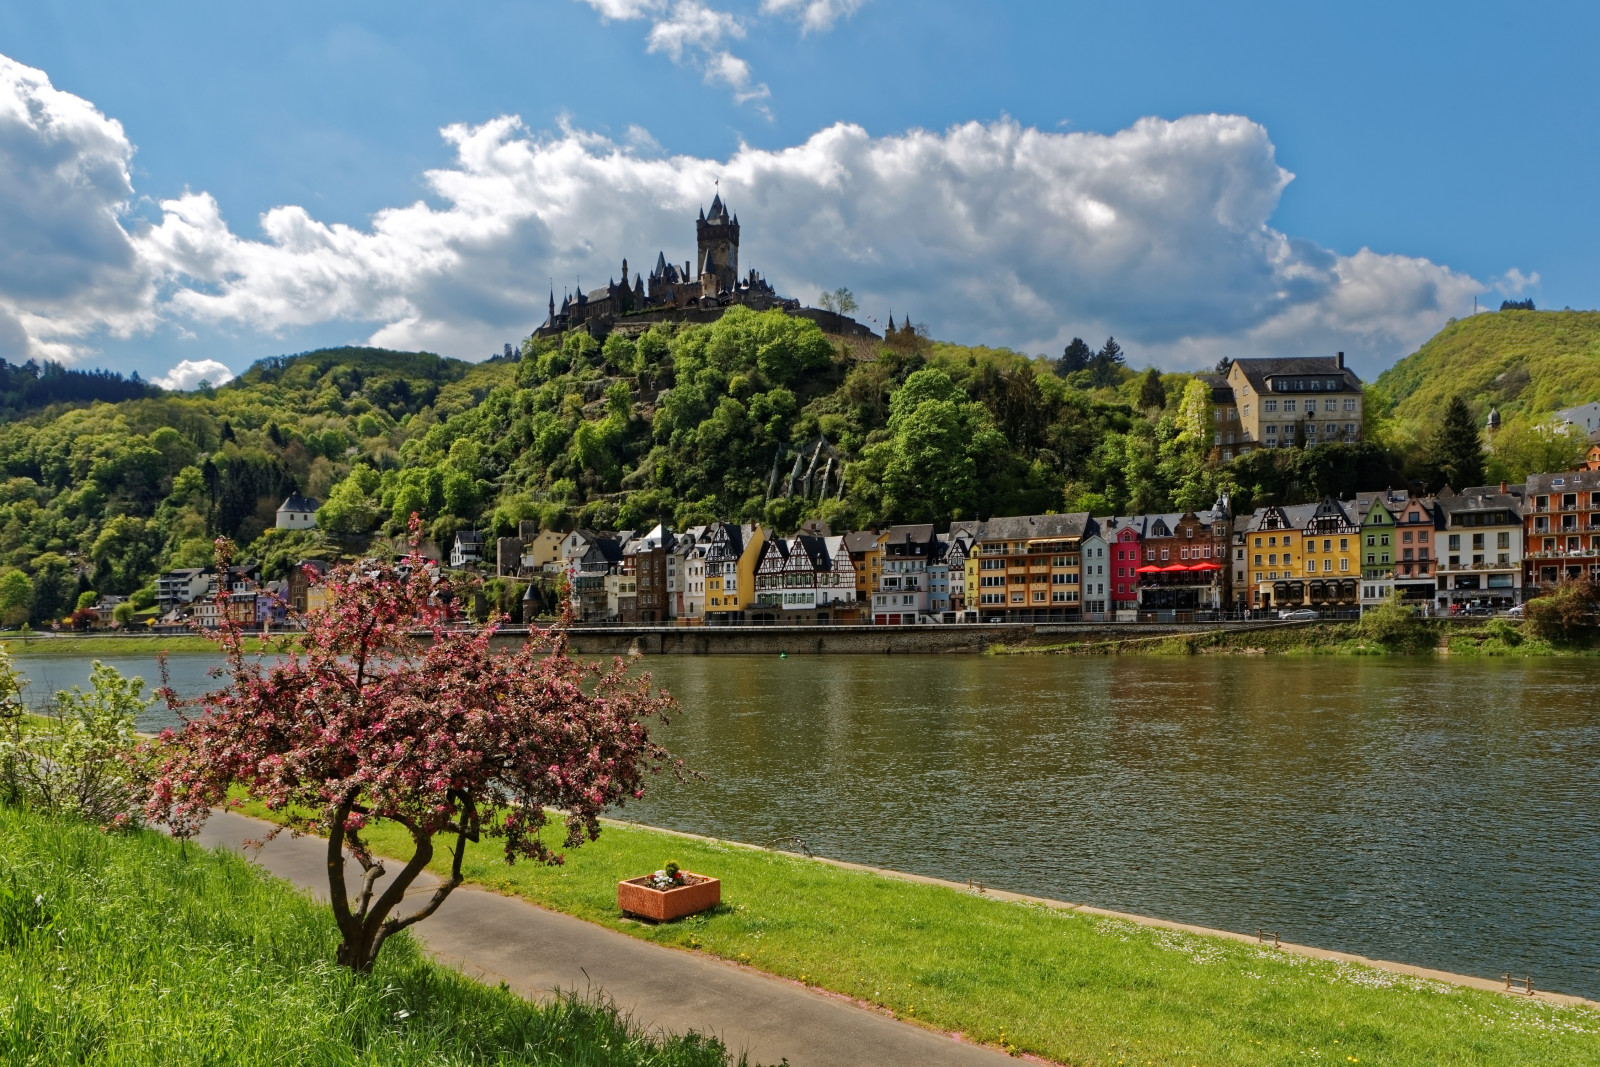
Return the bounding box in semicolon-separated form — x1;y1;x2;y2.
974;513;1089;542
841;530;882;554
1232;356;1362;394
278;492;321;513
1524;469;1600;494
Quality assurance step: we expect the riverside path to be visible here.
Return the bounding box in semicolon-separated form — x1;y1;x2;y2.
195;811;1017;1067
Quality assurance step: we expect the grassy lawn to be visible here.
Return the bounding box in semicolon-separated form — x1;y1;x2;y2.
233;798;1600;1066
997;620;1590;657
0;634;266;656
0;803;750;1066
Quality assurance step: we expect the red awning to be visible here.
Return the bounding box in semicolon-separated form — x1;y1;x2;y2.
1160;564;1189;572
1188;561;1221;571
1134;565;1163;573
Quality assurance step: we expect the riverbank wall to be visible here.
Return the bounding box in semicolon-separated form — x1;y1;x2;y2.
493;620;1295;656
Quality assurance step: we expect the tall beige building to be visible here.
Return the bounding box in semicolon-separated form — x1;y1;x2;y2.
1206;354;1363;458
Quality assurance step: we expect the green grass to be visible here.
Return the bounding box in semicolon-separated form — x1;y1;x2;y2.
995;620;1593;657
0;634;276;656
0;804;747;1066
233;798;1600;1067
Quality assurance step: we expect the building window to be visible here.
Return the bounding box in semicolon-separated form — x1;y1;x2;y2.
1264;400;1278;413
1283;400;1297;412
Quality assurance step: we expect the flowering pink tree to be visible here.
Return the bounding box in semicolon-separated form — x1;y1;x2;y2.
144;537;677;973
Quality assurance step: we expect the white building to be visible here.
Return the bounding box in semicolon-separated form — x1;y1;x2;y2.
275;493;321;530
1554;401;1600;436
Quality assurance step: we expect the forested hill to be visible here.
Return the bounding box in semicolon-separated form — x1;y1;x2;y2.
1374;309;1600;422
7;307;1589;628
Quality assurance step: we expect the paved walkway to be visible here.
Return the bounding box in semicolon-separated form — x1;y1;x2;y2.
195;812;1016;1067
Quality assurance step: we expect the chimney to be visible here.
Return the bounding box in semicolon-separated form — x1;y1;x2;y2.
1336;351;1345;368
1500;481;1508;494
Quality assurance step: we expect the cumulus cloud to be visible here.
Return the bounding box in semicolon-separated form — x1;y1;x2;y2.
153;358;234;391
0;53;161;361
126;112;1483;376
0;48;1493;378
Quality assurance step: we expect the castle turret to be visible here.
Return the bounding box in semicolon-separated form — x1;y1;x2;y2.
697;192;739;295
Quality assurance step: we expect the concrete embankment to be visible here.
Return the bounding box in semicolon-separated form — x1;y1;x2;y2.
488;621;1292;656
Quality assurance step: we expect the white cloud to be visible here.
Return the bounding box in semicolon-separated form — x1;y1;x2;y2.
704;51;770;104
0;49;1495;379
580;0;667;18
761;0;868;33
0;53;161;361
645;0;743;61
1493;267;1540;295
153;358;234;391
576;0;773;108
128;112;1484;377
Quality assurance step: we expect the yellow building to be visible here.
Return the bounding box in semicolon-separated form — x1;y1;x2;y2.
1220;354;1364;455
1244;498;1360;610
703;522;766;620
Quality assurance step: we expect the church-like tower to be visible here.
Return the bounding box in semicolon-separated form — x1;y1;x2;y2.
696;193;740;296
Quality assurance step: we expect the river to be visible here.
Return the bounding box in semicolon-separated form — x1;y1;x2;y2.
15;651;1599;999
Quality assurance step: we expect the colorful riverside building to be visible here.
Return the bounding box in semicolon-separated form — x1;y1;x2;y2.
969;513;1089;621
752;533;858;622
702;521;766;623
840;529;883;607
1096;516;1146;616
1243;499;1360;610
1523;469;1600;589
1352;490;1438;611
1128;504;1232;615
872;524;938;624
1432;484;1525;612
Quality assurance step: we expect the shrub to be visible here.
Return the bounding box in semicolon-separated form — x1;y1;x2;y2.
1524;580;1600;644
0;661;149;825
1360;594;1432;652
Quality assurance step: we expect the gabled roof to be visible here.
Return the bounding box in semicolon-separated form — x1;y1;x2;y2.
883;523;936;544
841;530;882;553
279;492;321;513
455;530;486;546
791;534;831;571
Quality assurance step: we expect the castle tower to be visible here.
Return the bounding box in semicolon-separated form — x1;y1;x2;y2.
697;193;739;296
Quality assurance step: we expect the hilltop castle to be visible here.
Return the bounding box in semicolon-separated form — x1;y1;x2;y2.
535;195;875;340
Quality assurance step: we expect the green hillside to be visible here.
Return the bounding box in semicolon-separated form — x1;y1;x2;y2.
1375;309;1600;422
0;317;1429;627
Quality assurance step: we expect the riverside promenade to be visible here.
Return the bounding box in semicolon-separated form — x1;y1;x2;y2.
195;811;1016;1067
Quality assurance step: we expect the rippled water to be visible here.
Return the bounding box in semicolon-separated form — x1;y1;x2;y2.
18;651;1600;998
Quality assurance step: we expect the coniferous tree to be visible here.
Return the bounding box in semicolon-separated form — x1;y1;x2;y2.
1137;367;1165;410
1090;337;1126;387
1423;396;1487;490
1057;337;1093;375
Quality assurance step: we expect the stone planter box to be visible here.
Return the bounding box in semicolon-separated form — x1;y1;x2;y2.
617;873;721;921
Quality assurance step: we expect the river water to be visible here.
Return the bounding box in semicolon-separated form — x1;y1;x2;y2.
16;651;1599;999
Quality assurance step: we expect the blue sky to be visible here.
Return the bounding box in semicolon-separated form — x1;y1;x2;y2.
0;0;1593;386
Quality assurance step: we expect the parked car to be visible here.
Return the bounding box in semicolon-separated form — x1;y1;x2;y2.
1503;604;1526;617
1278;608;1320;621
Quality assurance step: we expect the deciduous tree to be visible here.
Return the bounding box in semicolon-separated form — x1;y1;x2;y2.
143;535;679;974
